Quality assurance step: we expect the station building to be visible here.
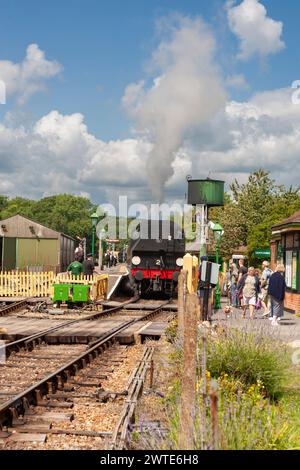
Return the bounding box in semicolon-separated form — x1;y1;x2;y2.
271;209;300;313
0;214;75;272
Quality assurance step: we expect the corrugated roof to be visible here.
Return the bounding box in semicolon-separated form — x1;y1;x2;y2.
0;214;75;240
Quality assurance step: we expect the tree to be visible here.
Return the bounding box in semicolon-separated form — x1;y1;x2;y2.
0;196;9;213
0;194;97;241
209;169;300;261
32;194;97;239
0;197;35;220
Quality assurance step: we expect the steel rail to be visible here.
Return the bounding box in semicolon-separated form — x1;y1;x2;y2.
110;346;154;449
0;301;168;429
0;300;28;317
3;295;140;357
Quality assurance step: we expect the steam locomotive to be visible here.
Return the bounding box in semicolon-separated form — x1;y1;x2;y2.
126;220;185;296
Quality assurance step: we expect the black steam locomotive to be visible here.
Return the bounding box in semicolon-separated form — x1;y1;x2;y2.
126;220;185;296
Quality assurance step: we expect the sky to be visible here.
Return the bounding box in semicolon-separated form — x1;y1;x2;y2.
0;0;300;205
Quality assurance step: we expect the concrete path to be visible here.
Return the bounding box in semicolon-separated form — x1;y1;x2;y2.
212;302;300;346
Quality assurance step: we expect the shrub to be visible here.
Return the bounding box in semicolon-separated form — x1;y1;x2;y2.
165;374;292;450
215;375;291;450
204;326;289;399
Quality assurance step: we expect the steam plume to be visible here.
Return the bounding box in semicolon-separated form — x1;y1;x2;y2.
123;14;226;202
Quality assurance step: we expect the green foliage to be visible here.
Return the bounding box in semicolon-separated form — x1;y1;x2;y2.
205;328;289;399
209;169;300;259
0;194;97;240
165;373;291;450
278;366;300;449
0;195;9;212
165;319;178;342
215;375;292;450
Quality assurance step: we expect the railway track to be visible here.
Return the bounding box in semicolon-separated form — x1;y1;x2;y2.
2;295;140;357
0;302;169;449
0;300;28;317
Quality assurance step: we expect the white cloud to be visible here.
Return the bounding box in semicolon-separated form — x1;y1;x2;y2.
0;44;62;104
187;87;300;188
1;86;299;205
227;0;285;60
0;23;297;206
123;14;226;202
225;74;249;90
0;110;151;203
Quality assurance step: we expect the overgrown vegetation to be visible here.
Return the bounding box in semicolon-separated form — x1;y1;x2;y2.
209;169;300;261
0;194;96;239
163;325;299;450
165;374;292;450
205;327;289;399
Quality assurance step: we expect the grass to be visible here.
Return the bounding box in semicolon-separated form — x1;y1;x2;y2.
143;322;300;450
164;373;293;450
205;326;289;399
277;365;300;449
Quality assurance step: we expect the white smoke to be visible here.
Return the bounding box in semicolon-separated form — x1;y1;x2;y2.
123;14;226;202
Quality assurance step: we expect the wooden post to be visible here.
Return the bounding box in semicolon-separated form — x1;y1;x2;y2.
149;359;154;388
177;270;187;342
201;335;207;449
192;256;199;294
210;380;219;450
179;293;198;450
183;254;193;293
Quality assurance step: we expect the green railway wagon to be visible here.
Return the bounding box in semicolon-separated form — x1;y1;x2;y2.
53;284;72;303
52;283;91;305
72;285;90;302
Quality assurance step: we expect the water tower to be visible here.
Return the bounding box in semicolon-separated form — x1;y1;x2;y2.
187;178;225;258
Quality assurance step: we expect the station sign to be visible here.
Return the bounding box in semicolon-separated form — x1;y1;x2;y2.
254;248;271;258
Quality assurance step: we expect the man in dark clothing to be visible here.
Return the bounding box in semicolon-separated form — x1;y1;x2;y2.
268;264;286;326
237;258;248;281
82;254;95;276
198;256;212;321
237;258;248;307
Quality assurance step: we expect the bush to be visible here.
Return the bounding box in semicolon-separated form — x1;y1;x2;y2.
205;327;289;399
165;374;292;450
215;375;291;450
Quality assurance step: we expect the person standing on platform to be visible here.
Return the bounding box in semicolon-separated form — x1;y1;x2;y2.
74;242;84;263
82;254;95;276
197;256;212;321
238;266;260;320
105;250;111;268
229;260;238;307
260;261;273;317
237;258;248;282
237;258;248;307
268;264;286;326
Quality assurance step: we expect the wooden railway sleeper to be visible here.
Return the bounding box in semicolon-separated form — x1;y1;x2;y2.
35;389;44;406
47;381;54;395
22;397;30;413
9;406;23;427
56;375;64;391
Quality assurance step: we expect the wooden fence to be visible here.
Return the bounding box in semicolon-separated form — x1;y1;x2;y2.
0;271;108;300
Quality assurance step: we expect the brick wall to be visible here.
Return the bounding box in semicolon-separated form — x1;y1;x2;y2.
284;291;300;313
270;241;277;271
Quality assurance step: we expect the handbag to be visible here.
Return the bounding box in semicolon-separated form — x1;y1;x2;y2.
255;298;262;310
238;288;243;300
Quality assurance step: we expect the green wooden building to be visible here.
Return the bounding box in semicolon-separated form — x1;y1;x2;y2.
0;214;75;272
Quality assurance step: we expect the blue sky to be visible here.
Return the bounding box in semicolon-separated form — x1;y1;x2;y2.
0;0;300;203
0;0;297;139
